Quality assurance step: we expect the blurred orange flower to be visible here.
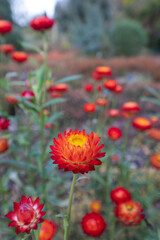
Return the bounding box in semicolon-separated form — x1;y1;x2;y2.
150;154;160;170
132;117;151;131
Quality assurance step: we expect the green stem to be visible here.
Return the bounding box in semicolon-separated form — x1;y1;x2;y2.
64;174;77;240
120;117;131;182
158;229;160;240
96;106;104;135
111;95;118;109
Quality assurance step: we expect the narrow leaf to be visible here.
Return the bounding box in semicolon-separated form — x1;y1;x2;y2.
55;74;82;84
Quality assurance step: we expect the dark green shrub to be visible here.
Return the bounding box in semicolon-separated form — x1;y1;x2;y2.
110;19;148;56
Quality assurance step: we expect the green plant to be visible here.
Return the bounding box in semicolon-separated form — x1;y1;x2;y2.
110;19;148;56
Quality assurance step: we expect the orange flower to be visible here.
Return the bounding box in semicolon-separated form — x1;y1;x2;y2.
50;129;105;174
107;127;122;140
104;79;117;90
114;85;124;94
150;154;160;170
95;66;112;77
83;103;96;113
108;109;120;118
121;102;140;118
0;44;14;54
0;138;8;153
96;98;108;107
0;20;12;34
147;128;160;141
90;200;101;213
39;219;58;240
132;117;151;131
6;95;18;105
115;200;144;226
43;109;50;116
11;51;28;63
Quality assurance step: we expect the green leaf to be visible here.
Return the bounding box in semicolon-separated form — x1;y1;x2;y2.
141;96;160;106
34;223;42;240
43;98;66;108
55;74;82;84
9;81;25;86
77;176;89;182
46;111;64;123
56;214;67;218
17;97;38;112
20;41;41;54
145;86;159;98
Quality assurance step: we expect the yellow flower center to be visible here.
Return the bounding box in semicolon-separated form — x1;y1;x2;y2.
156;155;160;161
68;134;87;147
136;118;149;125
126;204;133;211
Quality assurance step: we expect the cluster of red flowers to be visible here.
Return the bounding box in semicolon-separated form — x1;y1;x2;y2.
0;117;10;153
110;187;144;226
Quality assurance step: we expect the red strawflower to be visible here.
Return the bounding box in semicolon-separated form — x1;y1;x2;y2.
6;95;18;105
95;66;112;77
92;71;102;81
5;196;46;234
85;83;93;92
108;109;120;118
149;116;159;125
0;20;12;34
115;200;144;226
39;219;58;240
107;127;122;140
96;98;108;107
150;154;160;170
121;102;140;118
83;103;96;113
114;85;124;94
0;117;10;130
104;79;117;90
0;44;14;54
110;187;131;204
90;200;102;213
21;91;35;102
147;128;160;141
50;91;62;98
0;138;8;153
81;212;106;237
11;51;28;63
50;129;105;174
97;84;103;91
48;83;68;92
132;117;151;131
30;16;54;31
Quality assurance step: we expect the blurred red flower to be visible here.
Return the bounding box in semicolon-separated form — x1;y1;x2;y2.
30;16;54;31
150;154;160;170
110;187;131;204
0;138;8;153
83;103;96;113
21;91;35;102
5;196;46;234
81;212;106;237
97;84;103;91
96;98;108;107
92;71;102;81
84;83;93;92
0;117;10;130
108;109;120;118
39;219;58;240
132;117;151;131
104;79;117;90
50;129;105;174
121;102;140;118
0;20;12;34
115;200;144;226
113;85;124;94
95;66;112;77
147;128;160;141
6;95;18;105
0;44;14;54
107;127;122;140
11;51;28;63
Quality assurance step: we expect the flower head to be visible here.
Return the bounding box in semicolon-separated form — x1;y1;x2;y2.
0;20;12;34
114;85;124;94
30;16;54;31
96;98;108;107
95;66;112;77
6;95;18;105
48;83;68;92
81;212;106;237
132;117;151;131
115;200;144;226
0;117;10;130
83;103;96;113
85;84;93;92
92;71;102;81
39;219;58;240
149;116;159;125
21;91;35;102
108;109;120;118
110;187;131;204
50;129;105;174
104;79;117;90
97;84;103;91
11;51;28;63
150;154;160;170
0;44;14;54
147;128;160;141
5;196;46;234
107;127;122;140
90;200;102;213
121;102;140;118
0;138;8;153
